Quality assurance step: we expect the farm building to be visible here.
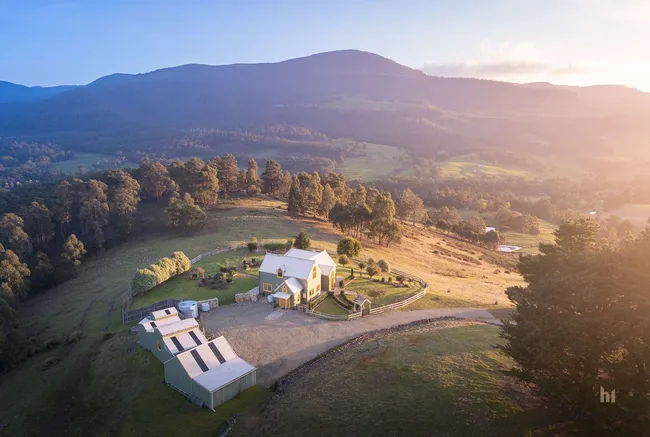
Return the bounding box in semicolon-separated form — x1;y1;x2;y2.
135;307;181;337
164;336;257;410
139;318;208;362
259;248;336;309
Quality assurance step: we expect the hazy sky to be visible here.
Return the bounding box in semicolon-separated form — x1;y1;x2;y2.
1;0;648;90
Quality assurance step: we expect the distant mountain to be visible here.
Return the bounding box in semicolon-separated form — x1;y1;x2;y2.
1;50;649;160
0;81;79;103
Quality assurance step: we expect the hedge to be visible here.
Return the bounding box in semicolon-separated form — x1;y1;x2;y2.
309;292;330;309
131;251;191;295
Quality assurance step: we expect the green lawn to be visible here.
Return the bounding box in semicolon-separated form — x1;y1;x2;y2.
130;248;262;308
314;296;349;315
344;276;424;306
236;322;551;437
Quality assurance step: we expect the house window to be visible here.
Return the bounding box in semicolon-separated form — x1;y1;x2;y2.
277;269;284;279
282;285;287;293
317;284;321;292
302;292;306;299
312;268;317;279
263;283;272;292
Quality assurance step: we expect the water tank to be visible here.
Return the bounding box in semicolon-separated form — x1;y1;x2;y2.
178;300;198;319
267;294;274;304
200;302;210;312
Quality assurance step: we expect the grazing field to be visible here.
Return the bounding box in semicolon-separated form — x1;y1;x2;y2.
235;321;550;437
51;152;133;173
456;209;557;254
439;157;537;179
336;142;407;180
130;248;261;308
0;198;523;436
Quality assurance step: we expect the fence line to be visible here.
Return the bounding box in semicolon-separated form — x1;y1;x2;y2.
122;299;182;324
369;289;428;315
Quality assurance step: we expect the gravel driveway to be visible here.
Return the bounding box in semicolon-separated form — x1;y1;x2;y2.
200;300;500;386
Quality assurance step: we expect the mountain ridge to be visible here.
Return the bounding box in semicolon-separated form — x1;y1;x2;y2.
0;49;648;159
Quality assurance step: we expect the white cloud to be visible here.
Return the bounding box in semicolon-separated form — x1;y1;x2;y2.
421;40;585;82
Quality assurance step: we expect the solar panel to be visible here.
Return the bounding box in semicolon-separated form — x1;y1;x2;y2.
170;336;184;352
189;331;203;346
165;309;171;315
150;322;156;328
208;342;226;364
191;349;209;372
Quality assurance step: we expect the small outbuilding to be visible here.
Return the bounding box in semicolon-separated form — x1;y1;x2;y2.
164;336;257;410
139;318;208;362
135;307;181;338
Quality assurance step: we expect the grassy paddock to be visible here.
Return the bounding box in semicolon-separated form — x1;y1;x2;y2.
344;276;424;306
236;322;550;437
314;296;349;315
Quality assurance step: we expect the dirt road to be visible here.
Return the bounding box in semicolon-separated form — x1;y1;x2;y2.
200;301;501;385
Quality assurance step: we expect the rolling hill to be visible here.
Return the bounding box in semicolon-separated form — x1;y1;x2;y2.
1;50;649;162
0;80;79;103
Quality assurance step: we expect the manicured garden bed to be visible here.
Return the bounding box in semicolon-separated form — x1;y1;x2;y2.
130;248;263;308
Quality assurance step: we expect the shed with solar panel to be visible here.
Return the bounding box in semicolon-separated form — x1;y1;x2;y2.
139;318;208;362
163;335;257;410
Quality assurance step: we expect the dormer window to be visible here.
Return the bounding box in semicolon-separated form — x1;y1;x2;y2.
277;268;284;278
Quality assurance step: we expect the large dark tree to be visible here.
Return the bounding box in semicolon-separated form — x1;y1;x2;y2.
139;159;173;201
0;213;32;260
499;217;650;434
261;160;284;196
217;153;238;195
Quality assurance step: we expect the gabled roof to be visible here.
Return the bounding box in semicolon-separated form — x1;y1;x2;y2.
354;296;371;305
193;357;256;392
274;277;302;295
138;314;181;332
156;318;199;337
151;307;178;321
285;248;336;268
259;253;315;280
163;328;207;355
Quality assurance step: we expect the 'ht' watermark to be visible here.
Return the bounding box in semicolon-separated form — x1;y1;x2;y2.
600;386;616;404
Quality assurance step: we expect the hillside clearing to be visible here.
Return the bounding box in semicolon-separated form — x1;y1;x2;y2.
234;320;551;437
0;198;521;436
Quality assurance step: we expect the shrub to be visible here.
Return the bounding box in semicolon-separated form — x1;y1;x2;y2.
293;231;311;250
132;268;159;295
387;276;392;283
170;251;191;274
264;242;286;252
358;262;366;270
350;268;354;279
337;237;361;258
377;259;390;273
102;332;115;341
242;264;250;271
67;331;83;344
366;262;380;278
251;257;258;266
226;278;233;283
381;277;386;283
396;275;405;284
339;279;344;287
285;239;293;250
248;236;258;253
338;255;350;265
367;258;375;264
220;267;229;273
42;356;60;370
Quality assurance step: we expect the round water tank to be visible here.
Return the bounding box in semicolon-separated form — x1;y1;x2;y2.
200;302;210;312
266;294;274;303
178;300;198;318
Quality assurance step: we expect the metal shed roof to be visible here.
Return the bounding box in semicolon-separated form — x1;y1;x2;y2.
259;253;315;280
150;307;178;320
138;314;181;332
163;328;207;355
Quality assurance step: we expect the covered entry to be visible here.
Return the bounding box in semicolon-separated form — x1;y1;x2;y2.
273;292;292;309
353;296;372;316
